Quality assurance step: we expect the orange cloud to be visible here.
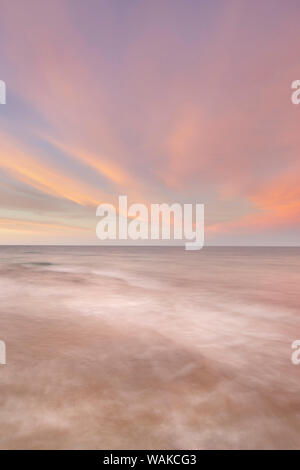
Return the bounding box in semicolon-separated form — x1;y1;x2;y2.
0;132;109;206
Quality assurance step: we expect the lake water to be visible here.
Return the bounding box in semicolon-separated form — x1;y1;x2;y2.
0;246;299;449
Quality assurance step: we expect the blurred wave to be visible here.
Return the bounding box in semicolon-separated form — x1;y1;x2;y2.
0;246;299;449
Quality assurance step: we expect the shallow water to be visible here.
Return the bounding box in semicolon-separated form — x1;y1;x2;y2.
0;246;299;449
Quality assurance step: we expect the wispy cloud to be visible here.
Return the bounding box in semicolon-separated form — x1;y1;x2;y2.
1;0;300;244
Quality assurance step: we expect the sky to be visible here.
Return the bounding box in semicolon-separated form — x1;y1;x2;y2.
0;0;300;245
